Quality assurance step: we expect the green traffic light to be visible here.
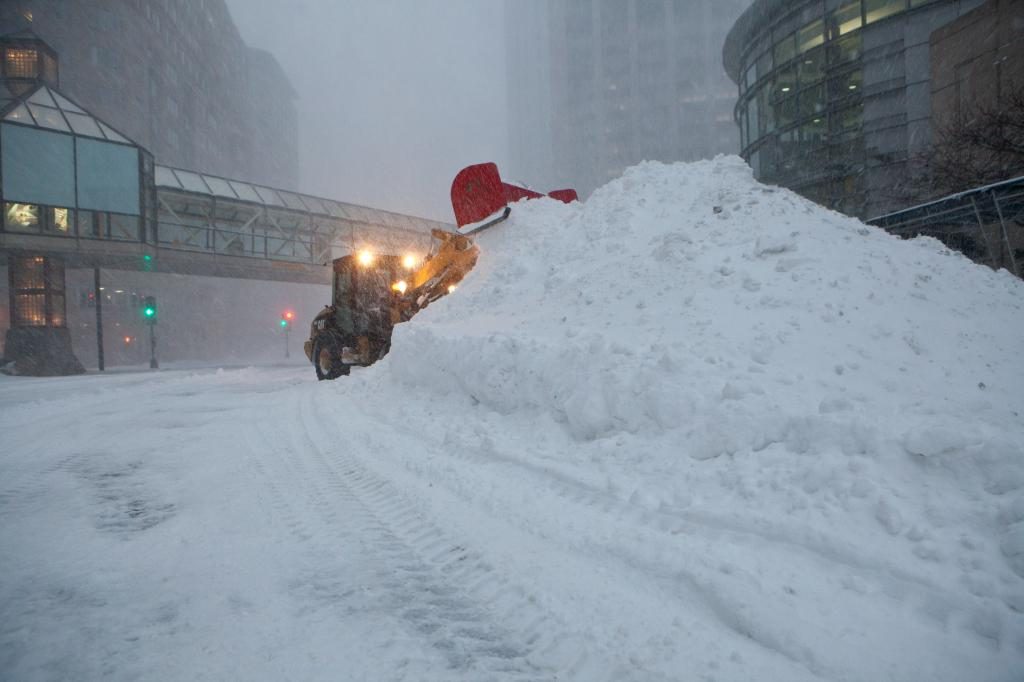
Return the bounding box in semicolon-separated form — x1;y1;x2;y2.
280;319;288;328
144;307;156;318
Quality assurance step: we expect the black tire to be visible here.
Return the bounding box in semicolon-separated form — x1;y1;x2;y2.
312;336;350;381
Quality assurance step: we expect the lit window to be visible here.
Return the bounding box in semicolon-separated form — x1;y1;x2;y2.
797;19;824;54
829;1;863;39
865;0;906;25
4;48;38;78
4;202;40;231
52;207;70;232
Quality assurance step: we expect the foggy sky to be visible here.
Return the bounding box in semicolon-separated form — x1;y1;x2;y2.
225;0;508;223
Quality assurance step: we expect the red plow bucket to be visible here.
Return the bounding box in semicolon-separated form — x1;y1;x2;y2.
451;162;578;234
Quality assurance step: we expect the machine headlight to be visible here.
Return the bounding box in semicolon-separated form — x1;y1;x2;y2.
357;249;374;266
447;284;457;294
402;254;419;269
392;280;408;294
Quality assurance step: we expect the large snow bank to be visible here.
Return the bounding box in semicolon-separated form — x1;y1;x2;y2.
378;157;1024;679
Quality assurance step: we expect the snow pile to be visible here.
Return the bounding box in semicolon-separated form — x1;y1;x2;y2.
377;157;1024;679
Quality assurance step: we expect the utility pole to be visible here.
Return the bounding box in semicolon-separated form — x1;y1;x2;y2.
281;310;294;359
94;267;104;372
143;296;158;369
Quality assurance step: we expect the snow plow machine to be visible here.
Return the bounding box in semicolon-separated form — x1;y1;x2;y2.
304;163;577;380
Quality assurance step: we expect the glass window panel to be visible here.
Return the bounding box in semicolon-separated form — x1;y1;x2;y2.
799;48;825;86
229;180;263;203
773;32;796;67
830;103;864;135
202;175;237;198
27;104;69;132
756;51;772;82
802;117;827;144
108;212;140;240
865;0;906;25
12;256;45;288
5;48;38;78
49;206;70;233
302;195;329;215
76;138;140;215
77;209;96;236
154;165;181;188
4;202;40;232
97;121;129;143
173;169;210;193
326;202;349;218
801;83;827;117
797;19;824;54
1;123;75;207
829;1;863;39
52;92;87;114
829;33;862;65
758;86;775;134
773;65;797;100
777;97;798;128
254;186;285;206
5;103;35;124
14;294;46;326
277;191;308;211
750;96;760;139
64;111;103;138
743;63;755;91
27;87;57;107
830;69;864;98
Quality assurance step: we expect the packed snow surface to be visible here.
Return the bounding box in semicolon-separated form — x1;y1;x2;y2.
2;157;1023;681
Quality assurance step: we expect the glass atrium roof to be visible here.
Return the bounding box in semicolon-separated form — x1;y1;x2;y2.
155;164;449;233
1;84;132;143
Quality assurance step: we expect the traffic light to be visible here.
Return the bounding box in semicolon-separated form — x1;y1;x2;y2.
280;310;294;328
142;296;157;323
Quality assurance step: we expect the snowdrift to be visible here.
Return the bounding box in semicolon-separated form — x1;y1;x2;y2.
380;157;1024;679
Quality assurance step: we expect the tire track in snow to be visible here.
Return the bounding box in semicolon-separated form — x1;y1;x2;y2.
246;390;558;680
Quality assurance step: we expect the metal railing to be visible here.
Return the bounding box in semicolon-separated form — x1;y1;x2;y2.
868;176;1024;277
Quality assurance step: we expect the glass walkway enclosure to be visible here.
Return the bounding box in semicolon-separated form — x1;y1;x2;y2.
1;82;451;285
154;165;444;281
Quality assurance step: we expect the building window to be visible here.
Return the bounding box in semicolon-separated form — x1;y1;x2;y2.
829;33;862;66
865;0;906;25
4;47;37;78
774;32;797;67
4;202;40;232
34;206;73;234
797;19;825;54
829;1;864;39
10;256;66;327
799;48;825;86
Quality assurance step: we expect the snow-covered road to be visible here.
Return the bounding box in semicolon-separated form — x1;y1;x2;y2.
2;362;1020;681
0;366;565;681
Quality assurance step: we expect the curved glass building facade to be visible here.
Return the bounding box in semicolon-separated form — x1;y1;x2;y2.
723;0;986;217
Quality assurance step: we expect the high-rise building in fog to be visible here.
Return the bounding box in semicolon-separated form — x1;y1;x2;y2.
0;0;298;189
506;0;750;197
